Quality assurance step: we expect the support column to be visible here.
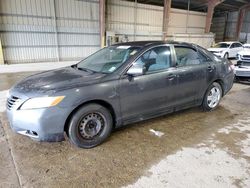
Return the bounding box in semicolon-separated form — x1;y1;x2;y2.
236;8;246;40
205;0;224;33
53;0;60;62
236;3;250;40
134;0;137;41
99;0;105;48
0;37;4;64
223;12;228;41
162;0;171;40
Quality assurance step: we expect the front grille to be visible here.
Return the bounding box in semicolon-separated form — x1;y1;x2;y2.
7;95;20;110
242;55;250;60
235;70;250;77
243;55;250;58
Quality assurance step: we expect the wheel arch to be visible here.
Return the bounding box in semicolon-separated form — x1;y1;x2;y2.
203;79;225;101
213;79;225;96
64;99;117;134
224;52;229;58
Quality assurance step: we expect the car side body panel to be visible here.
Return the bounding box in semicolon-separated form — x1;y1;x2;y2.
6;41;235;142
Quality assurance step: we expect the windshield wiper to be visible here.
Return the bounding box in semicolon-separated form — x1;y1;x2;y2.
75;65;109;74
77;67;95;73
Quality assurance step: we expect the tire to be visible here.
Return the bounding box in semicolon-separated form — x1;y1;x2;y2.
202;82;222;111
224;53;229;59
234;76;239;83
68;104;113;148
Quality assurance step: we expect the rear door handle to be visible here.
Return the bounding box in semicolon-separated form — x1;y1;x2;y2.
166;74;176;80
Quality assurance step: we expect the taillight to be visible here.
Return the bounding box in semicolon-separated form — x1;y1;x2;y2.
229;64;235;71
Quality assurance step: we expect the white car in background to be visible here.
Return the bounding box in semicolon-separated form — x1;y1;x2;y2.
235;44;250;81
208;41;243;59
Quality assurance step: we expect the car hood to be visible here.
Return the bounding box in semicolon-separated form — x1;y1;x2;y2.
208;48;226;52
238;49;250;55
12;67;106;95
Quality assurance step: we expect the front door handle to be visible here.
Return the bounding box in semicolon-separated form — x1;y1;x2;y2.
166;74;176;80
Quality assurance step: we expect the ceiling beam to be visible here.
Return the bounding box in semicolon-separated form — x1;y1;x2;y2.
235;0;249;4
219;3;241;9
239;2;250;10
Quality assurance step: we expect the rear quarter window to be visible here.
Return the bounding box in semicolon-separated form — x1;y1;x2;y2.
197;45;221;63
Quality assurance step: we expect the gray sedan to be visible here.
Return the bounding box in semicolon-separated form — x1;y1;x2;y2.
7;41;235;148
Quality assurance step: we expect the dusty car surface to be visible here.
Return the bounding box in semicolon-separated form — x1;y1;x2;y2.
208;41;243;58
7;41;235;148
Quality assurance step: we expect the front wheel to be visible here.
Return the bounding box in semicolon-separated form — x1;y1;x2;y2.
202;82;222;111
68;104;113;148
224;53;229;59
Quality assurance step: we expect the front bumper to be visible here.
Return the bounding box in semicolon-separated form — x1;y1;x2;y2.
235;67;250;77
6;95;68;142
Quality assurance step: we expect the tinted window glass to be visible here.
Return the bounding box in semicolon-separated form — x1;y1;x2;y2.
174;46;201;66
231;43;236;48
77;46;141;73
134;46;171;72
198;51;212;62
235;43;242;47
197;45;221;62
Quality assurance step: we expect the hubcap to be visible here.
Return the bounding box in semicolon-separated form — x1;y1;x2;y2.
79;113;105;139
207;86;221;108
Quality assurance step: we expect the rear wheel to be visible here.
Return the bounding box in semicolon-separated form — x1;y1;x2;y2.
202;82;222;111
68;104;113;148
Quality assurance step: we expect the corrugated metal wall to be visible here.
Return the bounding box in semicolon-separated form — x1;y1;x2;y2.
240;10;250;43
242;11;250;33
0;0;100;64
107;0;163;41
224;11;238;41
210;15;226;42
210;10;250;43
106;0;207;42
168;8;207;35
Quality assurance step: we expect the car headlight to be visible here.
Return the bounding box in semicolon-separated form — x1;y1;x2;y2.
20;96;65;110
236;54;241;60
219;50;224;53
6;90;10;98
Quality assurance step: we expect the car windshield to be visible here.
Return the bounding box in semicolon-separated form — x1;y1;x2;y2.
213;43;230;48
77;46;141;73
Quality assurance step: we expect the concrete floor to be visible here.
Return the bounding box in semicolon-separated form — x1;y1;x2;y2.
0;70;250;188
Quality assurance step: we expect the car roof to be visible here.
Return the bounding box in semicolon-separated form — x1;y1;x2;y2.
112;40;193;48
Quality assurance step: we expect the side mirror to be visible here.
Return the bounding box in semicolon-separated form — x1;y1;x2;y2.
127;63;144;76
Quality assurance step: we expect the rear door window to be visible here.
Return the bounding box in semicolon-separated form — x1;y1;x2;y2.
174;46;202;66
